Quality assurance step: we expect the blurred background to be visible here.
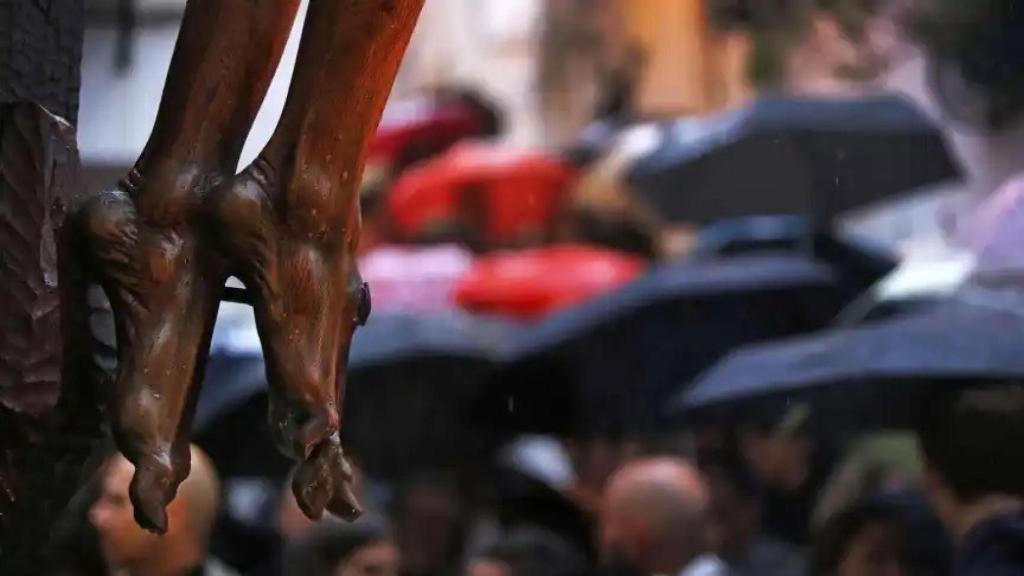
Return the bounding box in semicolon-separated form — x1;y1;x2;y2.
67;1;1024;576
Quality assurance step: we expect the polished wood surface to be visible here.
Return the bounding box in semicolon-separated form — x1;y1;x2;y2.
75;0;424;532
217;0;426;522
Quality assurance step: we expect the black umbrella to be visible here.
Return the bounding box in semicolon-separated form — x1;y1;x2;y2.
491;254;858;435
195;311;524;480
341;312;523;478
193;355;294;481
627;94;960;223
346;311;517;368
677;288;1024;428
692;215;897;301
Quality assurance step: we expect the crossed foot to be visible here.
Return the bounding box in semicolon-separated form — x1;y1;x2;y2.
76;158;368;532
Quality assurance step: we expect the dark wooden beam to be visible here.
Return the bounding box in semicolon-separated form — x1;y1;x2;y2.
0;2;105;573
0;0;85;123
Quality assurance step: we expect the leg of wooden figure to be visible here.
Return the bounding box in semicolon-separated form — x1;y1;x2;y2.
212;0;425;519
77;0;300;533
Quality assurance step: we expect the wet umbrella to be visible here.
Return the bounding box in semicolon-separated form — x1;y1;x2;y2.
627;94;960;223
693;215;897;301
345;310;518;367
677;287;1024;429
488;254;857;436
193;354;293;480
195;310;524;480
341;312;525;478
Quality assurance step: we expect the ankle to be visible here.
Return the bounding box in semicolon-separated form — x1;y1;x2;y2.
123;162;228;226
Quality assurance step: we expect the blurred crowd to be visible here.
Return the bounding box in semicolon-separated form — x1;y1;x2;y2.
63;391;1024;576
57;1;1024;576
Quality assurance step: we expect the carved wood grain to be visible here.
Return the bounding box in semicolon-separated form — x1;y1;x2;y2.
0;103;74;416
0;102;103;575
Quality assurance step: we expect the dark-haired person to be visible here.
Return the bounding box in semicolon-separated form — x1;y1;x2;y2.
903;0;1024;202
283;519;399;576
736;410;836;547
809;491;951;576
391;474;468;576
700;454;804;576
916;385;1024;575
466;527;590;576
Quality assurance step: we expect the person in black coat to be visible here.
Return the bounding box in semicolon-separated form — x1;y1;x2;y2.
809;491;951;576
916;384;1024;576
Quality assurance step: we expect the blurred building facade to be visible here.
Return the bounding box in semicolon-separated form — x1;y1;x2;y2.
78;0;750;165
77;0;1009;260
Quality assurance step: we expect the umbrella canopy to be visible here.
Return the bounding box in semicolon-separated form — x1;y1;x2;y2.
387;143;576;246
345;311;520;369
693;216;897;301
627;94;960;224
678;287;1024;428
510;254;842;357
454;244;646;320
195;311;524;479
489;254;854;435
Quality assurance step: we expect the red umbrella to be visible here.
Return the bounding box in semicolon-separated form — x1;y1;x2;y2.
454;244;646;320
368;97;488;166
387;143;577;246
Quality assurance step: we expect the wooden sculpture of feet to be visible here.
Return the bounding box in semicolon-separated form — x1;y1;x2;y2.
74;0;425;533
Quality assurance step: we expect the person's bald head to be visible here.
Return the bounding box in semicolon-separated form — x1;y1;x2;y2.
175;445;221;540
90;446;221;573
600;458;710;574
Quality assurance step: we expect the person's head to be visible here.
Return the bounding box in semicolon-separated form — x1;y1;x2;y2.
89;446;221;574
709;0;893;91
810;492;951;576
599;457;710;575
915;384;1024;536
391;474;466;576
910;0;1024;132
466;527;590;576
739;409;815;492
699;451;763;560
283;519;399;576
812;433;924;530
564;434;643;497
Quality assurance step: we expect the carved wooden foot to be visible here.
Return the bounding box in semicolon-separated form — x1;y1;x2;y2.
206;0;424;520
76;169;226;532
210;158;369;518
291;435;362;521
68;0;300;533
72;0;424;532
